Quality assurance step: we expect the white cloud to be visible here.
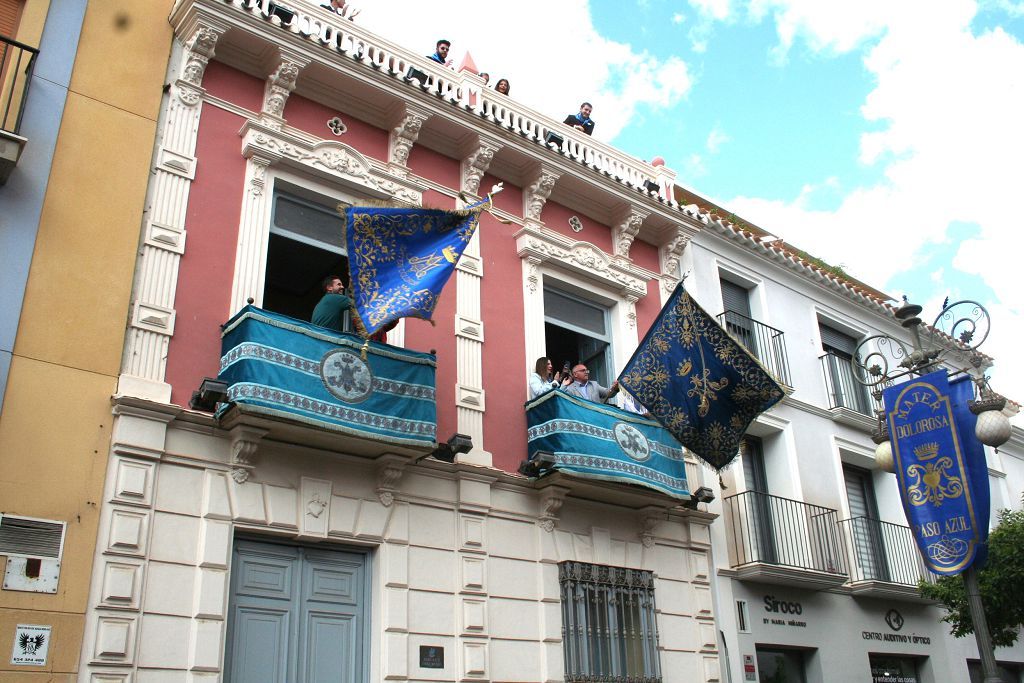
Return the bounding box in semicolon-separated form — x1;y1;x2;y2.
723;0;1024;403
355;0;692;140
706;124;730;153
690;0;733;21
672;12;686;24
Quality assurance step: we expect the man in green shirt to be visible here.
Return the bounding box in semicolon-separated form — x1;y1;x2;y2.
311;275;353;332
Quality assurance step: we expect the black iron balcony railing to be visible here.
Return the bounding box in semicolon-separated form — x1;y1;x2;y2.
1;34;38;136
820;350;874;415
716;310;791;386
725;490;847;575
839;516;936;587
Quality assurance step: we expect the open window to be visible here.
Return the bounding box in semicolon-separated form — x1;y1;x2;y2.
264;183;352;331
543;284;613;387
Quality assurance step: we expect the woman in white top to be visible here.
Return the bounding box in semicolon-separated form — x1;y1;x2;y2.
528;357;570;399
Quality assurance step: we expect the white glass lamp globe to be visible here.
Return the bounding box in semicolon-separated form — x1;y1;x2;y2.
875;439;894;473
975;409;1011;448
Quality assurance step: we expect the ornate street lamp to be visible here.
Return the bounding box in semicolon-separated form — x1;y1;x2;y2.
851;296;1011;683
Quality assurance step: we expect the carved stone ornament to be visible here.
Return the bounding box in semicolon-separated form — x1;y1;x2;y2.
661;227;691;292
241;122;423;204
524;170;561;222
625;295;639;329
390;111;429;166
306;493;328;518
613;209;647;259
248;156;271;197
461;140;501;196
176;25;223;104
516;227;649;300
327;116;347;136
537;486;569;532
229;426;267;484
262;59;305;125
638;507;665;548
376;460;405;507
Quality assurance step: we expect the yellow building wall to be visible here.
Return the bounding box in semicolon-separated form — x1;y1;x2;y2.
0;1;173;678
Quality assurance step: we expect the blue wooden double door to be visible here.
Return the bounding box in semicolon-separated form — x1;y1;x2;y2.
225;539;370;683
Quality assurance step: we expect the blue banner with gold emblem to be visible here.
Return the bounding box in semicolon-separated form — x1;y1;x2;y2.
345;204;480;335
883;370;990;575
618;284;785;471
525;389;691;500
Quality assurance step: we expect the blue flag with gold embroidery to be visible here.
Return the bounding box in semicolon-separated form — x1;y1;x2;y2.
618;284;785;471
345;205;481;335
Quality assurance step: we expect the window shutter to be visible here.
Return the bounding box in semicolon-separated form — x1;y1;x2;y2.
820;323;857;355
0;0;25;39
720;279;751;317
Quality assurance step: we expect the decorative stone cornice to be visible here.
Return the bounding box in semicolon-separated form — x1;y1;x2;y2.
461;137;502;196
613;207;649;260
261;52;309;128
524;166;561;223
389;107;431;167
239;119;424;204
515;223;655;300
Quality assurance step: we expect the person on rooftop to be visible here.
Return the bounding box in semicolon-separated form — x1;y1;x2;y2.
479;72;490;85
428;39;452;66
564;102;595;136
319;0;360;20
495;78;510;95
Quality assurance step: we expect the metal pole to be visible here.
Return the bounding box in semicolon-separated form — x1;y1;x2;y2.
963;564;1002;683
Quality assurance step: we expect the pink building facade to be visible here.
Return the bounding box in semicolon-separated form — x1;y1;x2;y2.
77;1;721;681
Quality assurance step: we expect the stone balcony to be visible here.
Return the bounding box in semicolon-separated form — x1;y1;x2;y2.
214;306;437;479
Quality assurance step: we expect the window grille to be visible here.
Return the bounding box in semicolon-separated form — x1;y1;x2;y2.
559;561;661;683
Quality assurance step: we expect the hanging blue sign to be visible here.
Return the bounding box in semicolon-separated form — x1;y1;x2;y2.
883;370;990;576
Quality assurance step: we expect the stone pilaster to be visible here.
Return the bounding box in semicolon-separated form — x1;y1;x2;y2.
119;20;227;402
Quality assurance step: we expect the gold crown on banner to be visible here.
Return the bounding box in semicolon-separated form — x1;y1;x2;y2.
913;442;940;461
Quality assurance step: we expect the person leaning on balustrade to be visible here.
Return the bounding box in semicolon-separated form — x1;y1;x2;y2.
528;357;571;400
319;0;360;20
563;102;595;135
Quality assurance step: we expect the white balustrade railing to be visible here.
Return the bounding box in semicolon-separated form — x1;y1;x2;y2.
217;0;680;206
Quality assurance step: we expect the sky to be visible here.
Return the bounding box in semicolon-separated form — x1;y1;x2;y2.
356;0;1024;409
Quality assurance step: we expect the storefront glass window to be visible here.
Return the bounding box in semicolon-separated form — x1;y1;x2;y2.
756;648;806;683
869;654;920;683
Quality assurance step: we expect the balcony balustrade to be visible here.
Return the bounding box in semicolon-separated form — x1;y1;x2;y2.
820;350;875;416
203;0;680;207
839;516;937;601
0;33;38;184
215;306;437;458
524;389;698;507
716;310;791;386
724;490;848;589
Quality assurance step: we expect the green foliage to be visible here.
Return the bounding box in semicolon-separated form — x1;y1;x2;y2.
918;498;1024;648
790;248;850;280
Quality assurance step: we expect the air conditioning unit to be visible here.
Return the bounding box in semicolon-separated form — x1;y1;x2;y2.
0;514;66;594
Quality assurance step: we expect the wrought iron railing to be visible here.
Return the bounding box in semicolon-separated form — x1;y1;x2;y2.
838;516;936;587
725;490;847;575
716;310;791;386
1;34;38;136
820;350;874;415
